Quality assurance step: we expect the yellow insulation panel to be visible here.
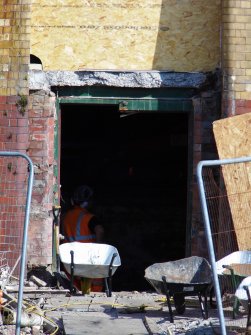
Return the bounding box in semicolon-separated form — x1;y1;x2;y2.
31;0;221;71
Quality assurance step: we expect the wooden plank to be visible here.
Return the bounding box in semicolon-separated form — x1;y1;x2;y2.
213;113;251;250
213;114;251;159
6;287;70;294
222;264;251;277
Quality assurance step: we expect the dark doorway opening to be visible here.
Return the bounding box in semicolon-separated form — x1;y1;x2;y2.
60;103;189;291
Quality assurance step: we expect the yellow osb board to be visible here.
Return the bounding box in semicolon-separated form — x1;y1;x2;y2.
213;114;251;250
30;0;221;71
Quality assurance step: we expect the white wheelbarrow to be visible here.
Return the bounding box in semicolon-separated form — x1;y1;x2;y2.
215;251;251;277
211;251;251;318
235;276;251;331
59;242;121;296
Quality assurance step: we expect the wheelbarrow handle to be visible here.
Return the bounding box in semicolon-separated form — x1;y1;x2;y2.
222;265;237;285
222;265;235;280
244;285;251;329
70;250;75;294
222;265;233;270
162;276;174;323
105;253;118;298
53;205;61;222
222;264;239;318
109;253;118;273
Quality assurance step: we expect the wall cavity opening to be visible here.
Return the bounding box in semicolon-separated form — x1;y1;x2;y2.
30;54;43;70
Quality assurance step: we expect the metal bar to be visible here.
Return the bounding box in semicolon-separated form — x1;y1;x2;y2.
104;278;109;297
198;292;208;319
203;292;208;319
52;206;61;273
197;161;225;335
70;250;75;294
0;152;34;335
222;265;239;319
196;155;251;335
106;253;117;297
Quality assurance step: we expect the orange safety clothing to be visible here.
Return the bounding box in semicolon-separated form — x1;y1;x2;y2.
62;207;96;243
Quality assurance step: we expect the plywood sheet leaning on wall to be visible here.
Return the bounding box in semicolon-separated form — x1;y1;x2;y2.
213;113;251;251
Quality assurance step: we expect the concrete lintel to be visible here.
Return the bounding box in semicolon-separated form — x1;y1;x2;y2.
29;70;210;90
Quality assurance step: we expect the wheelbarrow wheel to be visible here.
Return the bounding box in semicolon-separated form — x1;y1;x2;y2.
173;293;186;314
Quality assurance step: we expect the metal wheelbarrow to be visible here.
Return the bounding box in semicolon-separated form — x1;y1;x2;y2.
59;242;121;296
235;276;251;331
144;256;212;323
213;251;251;318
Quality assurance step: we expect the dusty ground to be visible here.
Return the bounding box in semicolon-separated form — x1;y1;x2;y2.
0;289;248;335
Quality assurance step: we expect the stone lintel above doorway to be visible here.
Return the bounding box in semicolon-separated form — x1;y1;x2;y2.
29;70;214;91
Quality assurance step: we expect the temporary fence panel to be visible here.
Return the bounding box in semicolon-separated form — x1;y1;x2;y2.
0;152;34;335
197;156;251;335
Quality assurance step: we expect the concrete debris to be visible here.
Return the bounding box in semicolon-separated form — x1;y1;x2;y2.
5;286;69;293
166;319;215;335
1;291;57;334
29;275;47;288
5;285;38;292
2;306;43;327
32;326;41;335
26;280;38;287
0;266;10;288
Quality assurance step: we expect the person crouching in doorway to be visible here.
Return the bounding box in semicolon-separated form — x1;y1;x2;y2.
62;185;104;293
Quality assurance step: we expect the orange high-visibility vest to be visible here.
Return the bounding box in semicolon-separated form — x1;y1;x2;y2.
62;207;96;243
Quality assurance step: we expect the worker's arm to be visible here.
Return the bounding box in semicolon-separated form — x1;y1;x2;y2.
89;216;104;243
94;224;104;243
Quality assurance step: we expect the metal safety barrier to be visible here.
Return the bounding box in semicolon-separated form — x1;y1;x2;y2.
0;152;34;335
197;156;251;335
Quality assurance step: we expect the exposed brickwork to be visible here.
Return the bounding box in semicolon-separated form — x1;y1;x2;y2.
27;90;56;266
0;0;30;96
0;95;30;272
222;0;251;116
0;154;29;272
191;92;221;257
0;1;56;267
0;0;31;272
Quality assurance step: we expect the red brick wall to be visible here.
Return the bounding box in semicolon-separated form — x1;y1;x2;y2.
0;96;29;151
0;90;57;269
223;99;251;117
0;96;30;270
0;90;57;268
0;0;31;271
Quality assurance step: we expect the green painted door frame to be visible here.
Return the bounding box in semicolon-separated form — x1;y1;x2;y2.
53;86;195;259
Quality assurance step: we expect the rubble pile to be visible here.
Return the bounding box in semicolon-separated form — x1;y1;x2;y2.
0;266;247;335
0;265;61;335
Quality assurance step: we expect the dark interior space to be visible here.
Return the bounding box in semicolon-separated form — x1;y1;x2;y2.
60;103;189;291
